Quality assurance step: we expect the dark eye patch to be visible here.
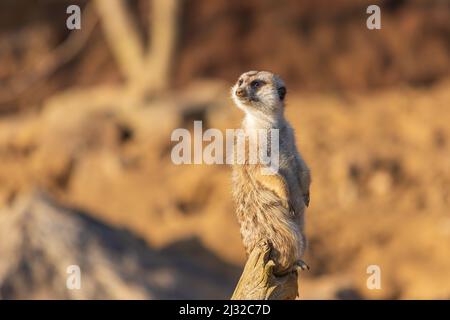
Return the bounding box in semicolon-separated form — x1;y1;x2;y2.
250;80;265;89
238;79;243;86
277;87;286;100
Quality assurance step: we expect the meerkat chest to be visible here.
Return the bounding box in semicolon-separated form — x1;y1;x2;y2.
232;165;266;201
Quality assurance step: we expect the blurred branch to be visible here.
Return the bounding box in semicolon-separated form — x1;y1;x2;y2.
94;0;145;82
231;241;299;300
0;0;181;110
95;0;179;94
145;0;180;91
0;2;98;108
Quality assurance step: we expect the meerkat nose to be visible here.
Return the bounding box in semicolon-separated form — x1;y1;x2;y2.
236;88;246;97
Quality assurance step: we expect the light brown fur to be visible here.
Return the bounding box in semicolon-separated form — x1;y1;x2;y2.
231;71;311;275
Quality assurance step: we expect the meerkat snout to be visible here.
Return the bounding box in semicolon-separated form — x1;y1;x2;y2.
235;87;246;97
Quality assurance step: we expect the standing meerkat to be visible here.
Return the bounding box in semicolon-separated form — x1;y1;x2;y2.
231;70;311;275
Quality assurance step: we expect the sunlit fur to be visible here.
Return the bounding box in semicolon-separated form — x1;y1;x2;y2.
231;70;311;275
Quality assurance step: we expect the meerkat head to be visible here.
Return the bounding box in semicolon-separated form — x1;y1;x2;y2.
231;70;286;121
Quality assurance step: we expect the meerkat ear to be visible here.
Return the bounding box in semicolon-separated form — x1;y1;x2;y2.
278;87;286;101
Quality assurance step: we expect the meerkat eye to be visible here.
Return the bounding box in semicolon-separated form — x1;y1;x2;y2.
238;79;243;86
250;80;261;89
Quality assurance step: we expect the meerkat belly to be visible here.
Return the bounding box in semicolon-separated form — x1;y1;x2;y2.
233;171;303;273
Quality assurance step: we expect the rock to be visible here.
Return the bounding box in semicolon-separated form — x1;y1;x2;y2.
0;192;239;299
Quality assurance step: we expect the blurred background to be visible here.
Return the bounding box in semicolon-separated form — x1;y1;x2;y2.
0;0;449;299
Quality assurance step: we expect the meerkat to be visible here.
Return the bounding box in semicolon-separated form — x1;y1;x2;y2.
231;70;311;275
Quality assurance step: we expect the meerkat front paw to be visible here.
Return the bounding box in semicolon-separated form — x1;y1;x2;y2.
294;260;310;272
303;192;310;207
255;171;290;202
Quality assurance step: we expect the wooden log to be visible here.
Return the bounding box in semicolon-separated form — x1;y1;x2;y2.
231;240;299;300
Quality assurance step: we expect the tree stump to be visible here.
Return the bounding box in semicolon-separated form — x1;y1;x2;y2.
231;241;299;300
